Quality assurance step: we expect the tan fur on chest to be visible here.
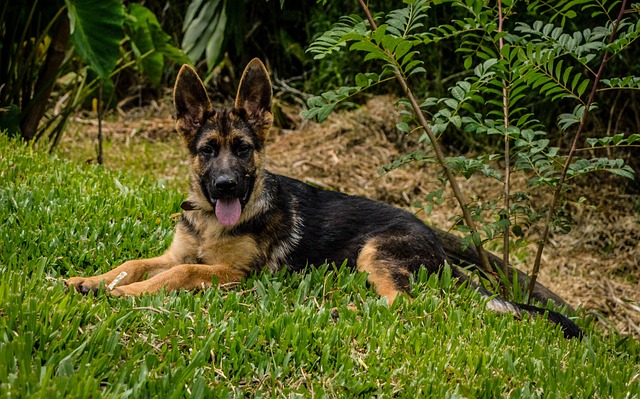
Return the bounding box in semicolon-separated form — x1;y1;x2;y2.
197;233;260;270
170;213;261;271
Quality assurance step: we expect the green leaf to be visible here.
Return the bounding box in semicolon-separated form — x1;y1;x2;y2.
182;0;228;68
394;41;413;59
124;4;190;84
204;3;228;69
464;56;473;69
303;85;362;122
451;86;466;101
126;4;165;86
372;24;388;44
608;166;635;179
351;41;390;63
355;73;369;87
576;79;589;97
396;122;409;133
408;66;427;76
444;98;459;109
66;0;125;78
601;76;640;89
307;15;363;59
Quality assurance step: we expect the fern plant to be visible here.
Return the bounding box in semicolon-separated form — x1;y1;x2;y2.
305;0;639;301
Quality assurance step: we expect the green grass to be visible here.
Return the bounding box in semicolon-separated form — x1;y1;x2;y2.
54;123;191;192
1;135;639;398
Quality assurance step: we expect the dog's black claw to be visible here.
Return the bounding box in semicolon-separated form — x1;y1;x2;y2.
65;279;98;295
77;283;98;295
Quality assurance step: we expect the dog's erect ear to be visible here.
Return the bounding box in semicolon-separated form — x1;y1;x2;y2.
235;59;273;139
174;64;212;138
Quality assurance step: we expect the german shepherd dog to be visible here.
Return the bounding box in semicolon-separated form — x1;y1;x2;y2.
66;59;582;339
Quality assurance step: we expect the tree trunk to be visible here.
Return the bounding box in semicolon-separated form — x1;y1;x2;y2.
20;15;69;141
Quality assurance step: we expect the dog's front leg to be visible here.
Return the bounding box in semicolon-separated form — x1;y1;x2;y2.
109;264;247;296
66;255;176;294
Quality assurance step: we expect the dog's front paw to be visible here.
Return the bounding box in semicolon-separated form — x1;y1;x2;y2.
108;286;129;297
65;277;103;295
109;284;145;297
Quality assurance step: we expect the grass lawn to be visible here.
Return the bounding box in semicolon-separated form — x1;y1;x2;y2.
1;135;639;398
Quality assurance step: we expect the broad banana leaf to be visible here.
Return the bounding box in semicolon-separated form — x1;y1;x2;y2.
66;0;125;78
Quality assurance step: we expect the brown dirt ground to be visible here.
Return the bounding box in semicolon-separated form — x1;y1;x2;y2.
62;95;640;338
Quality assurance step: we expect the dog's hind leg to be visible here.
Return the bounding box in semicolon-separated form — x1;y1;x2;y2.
355;241;422;306
356;241;406;305
356;230;448;306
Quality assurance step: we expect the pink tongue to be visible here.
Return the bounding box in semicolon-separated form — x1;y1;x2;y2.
215;198;242;227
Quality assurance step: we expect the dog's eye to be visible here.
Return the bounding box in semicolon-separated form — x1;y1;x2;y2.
199;145;216;157
236;144;253;157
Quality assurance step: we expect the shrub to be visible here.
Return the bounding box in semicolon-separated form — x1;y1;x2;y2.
305;0;639;298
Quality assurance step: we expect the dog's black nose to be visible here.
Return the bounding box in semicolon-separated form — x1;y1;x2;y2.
214;175;237;192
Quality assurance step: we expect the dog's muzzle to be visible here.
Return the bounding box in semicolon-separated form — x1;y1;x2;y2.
207;173;255;227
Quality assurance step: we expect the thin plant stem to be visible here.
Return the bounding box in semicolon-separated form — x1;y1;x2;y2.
97;81;104;165
357;0;494;275
498;0;512;292
527;0;628;297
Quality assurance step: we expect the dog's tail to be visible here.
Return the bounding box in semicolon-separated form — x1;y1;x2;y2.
466;278;584;339
430;227;583;338
431;227;574;311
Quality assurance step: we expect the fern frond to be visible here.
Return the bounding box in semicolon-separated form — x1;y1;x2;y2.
586;133;640;147
567;158;635;179
515;21;608;68
421;18;485;45
386;0;430;38
558;104;586;132
416;59;498;137
512;129;562;186
307;15;366;60
303;73;393;122
489;45;544;130
303;85;360;122
516;43;590;103
606;18;640;55
582;0;622;20
600;75;640;90
526;0;592;26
